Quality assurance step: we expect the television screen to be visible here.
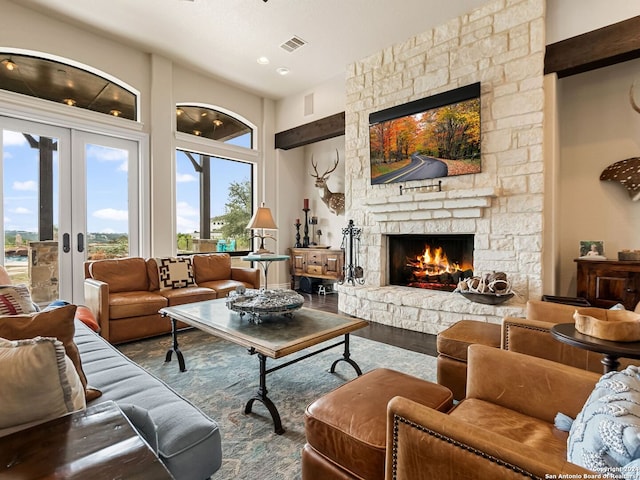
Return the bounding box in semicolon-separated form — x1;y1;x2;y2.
369;82;481;185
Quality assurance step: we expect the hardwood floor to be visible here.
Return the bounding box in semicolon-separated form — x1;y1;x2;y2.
300;291;438;357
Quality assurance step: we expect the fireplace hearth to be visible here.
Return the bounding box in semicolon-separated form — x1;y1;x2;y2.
388;234;474;291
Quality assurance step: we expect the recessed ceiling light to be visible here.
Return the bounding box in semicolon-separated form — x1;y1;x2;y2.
257;56;270;65
63;98;76;106
110;109;121;117
2;59;17;71
276;67;290;76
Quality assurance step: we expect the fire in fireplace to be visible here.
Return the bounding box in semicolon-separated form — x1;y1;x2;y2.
388;234;474;291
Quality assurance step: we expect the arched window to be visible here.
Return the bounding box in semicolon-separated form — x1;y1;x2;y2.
176;104;253;147
174;104;256;255
0;51;138;120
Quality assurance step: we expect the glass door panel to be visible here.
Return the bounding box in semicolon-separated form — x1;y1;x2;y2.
1;118;140;305
1;119;68;305
71;132;139;302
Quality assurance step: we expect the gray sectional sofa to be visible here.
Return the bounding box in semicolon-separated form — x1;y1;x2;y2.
74;320;222;479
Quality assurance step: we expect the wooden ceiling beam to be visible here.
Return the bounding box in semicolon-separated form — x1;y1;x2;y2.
275;112;345;150
545;16;640;78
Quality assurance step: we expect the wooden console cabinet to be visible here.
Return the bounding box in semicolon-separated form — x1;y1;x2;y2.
289;247;344;289
575;259;640;310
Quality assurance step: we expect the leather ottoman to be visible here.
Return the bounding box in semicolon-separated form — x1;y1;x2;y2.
436;320;501;400
302;368;453;480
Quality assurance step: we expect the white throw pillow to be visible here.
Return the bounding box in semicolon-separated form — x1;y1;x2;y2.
156;256;197;290
0;336;86;432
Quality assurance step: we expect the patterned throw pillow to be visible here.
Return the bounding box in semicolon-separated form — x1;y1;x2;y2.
568;366;640;479
0;336;85;433
157;257;197;290
0;284;37;315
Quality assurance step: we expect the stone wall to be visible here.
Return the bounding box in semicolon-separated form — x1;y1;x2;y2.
339;0;545;334
28;241;59;304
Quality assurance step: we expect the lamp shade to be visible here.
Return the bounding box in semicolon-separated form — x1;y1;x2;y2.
247;203;277;230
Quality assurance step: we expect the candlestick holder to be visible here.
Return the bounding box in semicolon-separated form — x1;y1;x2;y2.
309;216;318;246
302;208;310;247
294;220;302;248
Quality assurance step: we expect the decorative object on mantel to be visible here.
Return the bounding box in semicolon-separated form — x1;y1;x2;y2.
309;216;318;245
340;219;364;285
302;199;310;247
599;157;640;201
619;250;640;261
578;240;606;260
310;150;345;215
294;219;302;248
454;271;517;305
399;181;442;195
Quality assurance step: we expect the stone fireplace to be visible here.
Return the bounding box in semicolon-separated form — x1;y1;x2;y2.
338;0;545;334
388;234;474;291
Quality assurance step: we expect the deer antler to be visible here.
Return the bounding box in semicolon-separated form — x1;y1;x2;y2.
321;149;340;177
630;81;640;114
310;155;320;178
310;151;339;179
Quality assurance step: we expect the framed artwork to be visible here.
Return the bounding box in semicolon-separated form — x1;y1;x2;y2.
579;240;605;258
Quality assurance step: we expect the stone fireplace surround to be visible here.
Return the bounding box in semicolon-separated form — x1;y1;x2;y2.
338;0;545;334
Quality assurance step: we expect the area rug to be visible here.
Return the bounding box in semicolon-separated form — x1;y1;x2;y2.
118;329;437;479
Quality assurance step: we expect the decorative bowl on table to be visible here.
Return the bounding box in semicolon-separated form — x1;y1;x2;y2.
225;288;305;318
459;291;514;305
573;307;640;342
455;272;516;305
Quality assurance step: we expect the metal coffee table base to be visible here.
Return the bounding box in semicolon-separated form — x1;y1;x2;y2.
165;318;362;434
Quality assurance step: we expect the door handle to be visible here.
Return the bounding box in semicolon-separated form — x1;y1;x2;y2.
77;233;84;253
63;233;70;253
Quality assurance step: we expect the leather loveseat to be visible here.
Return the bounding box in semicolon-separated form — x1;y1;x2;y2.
437;299;640;399
84;253;259;343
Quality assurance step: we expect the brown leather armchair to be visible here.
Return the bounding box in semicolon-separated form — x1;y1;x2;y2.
386;344;598;479
437;299;640;399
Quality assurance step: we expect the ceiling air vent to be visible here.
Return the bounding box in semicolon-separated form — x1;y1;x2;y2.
280;36;307;53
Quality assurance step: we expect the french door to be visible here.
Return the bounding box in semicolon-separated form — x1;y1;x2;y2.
1;117;140;304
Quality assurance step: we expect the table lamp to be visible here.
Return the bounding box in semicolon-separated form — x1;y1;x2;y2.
247;202;277;255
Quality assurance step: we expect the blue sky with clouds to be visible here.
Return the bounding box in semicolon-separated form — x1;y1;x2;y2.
3;129;252;236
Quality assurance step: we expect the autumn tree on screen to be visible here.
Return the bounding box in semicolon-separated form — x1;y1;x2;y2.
422;98;480;160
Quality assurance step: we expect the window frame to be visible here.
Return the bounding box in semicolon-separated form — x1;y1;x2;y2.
174;106;259;257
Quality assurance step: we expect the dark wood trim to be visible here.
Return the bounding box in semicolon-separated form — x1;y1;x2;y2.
275;111;345;150
545;16;640;78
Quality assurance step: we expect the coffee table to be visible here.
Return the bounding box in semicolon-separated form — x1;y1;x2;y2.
160;298;368;434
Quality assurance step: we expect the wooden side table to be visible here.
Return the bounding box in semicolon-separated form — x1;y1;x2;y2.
551;323;640;374
0;401;174;480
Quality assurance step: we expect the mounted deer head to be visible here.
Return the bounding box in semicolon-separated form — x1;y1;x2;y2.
310;149;345;215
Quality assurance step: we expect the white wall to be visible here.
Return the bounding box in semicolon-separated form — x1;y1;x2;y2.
275;74;346;132
556;58;640;296
546;0;640;44
302;137;346;249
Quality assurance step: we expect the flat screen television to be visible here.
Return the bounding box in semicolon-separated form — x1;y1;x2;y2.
369;82;481;185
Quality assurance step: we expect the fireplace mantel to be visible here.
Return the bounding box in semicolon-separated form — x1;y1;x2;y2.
363;187;501;222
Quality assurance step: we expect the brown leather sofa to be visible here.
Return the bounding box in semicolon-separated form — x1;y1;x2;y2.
385;345;598;479
84;253;259;343
302;345;598;479
437;299;640;399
